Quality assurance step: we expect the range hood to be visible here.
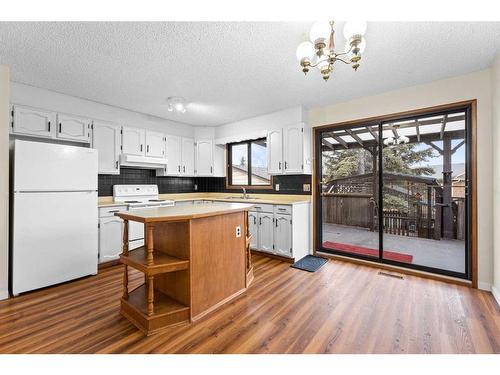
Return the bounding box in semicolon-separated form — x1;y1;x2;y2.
120;154;167;169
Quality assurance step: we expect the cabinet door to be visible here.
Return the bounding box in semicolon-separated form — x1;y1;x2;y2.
166;135;182;175
213;144;226;177
195;139;214;176
248;211;259;250
122;126;145;156
12;105;55;138
146;131;166;158
274;214;292;258
99;216;124;264
92;121;121;175
284;125;303;174
181;137;195;176
259;213;274;253
267;128;283;174
56;114;91;143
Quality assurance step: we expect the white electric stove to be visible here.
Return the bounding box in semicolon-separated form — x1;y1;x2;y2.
113;185;174;249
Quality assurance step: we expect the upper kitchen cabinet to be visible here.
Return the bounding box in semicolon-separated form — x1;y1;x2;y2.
213;144;226;177
181;137;195;176
145;131;166;159
267;122;311;175
165;135;182;175
267;128;283;174
11;104;56;139
195;139;214;176
121;126;146;156
92;121;121;175
56;113;91;143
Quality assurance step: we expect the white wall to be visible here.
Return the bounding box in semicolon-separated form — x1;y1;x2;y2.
492;56;500;303
11;82;194;137
0;66;10;300
215;105;305;144
309;69;493;290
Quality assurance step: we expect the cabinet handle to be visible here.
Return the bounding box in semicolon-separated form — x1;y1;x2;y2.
259;217;262;225
147;145;149;153
183;166;185;173
210;166;213;174
178;165;181;172
140;144;143;152
253;216;256;225
48;121;51;132
284;161;288;169
108;210;120;213
115;161;119;169
59;123;62;133
278;161;281;170
276;218;278;227
277;208;286;211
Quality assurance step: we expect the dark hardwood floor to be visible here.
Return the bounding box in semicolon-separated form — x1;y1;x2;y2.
0;255;499;353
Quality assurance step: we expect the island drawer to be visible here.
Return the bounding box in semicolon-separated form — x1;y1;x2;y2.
274;205;292;215
99;205;128;218
250;203;274;213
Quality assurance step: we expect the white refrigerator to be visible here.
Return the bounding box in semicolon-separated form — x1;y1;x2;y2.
11;140;98;295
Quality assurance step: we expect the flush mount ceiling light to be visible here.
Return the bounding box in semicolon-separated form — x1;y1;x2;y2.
296;21;367;81
166;96;187;113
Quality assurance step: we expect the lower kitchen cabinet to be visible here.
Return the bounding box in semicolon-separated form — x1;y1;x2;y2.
248;203;310;261
98;205;127;264
274;214;292;258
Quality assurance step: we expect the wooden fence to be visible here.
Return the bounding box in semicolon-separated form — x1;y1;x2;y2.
322;193;375;229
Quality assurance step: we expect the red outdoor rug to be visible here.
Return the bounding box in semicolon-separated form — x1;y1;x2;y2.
322;241;413;264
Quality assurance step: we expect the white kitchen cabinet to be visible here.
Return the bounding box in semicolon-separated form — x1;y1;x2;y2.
248;211;259;250
195;139;214;176
92;121;121;175
181;137;195;176
56;114;91;143
146;131;166;159
258;212;274;253
122;126;146;156
166;135;182;175
274;214;292;258
283;125;303;173
213;144;226;177
267;123;311;175
11;104;56;138
267;128;283;174
98;216;124;264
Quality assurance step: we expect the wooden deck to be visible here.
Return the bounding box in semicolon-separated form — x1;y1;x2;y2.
0;254;499;353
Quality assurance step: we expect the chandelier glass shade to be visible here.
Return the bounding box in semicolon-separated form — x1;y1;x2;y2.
296;21;367;81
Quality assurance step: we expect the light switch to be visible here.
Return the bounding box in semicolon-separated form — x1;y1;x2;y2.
275;184;280;191
303;184;311;192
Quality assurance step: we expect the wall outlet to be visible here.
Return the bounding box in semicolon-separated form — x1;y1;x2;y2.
303;183;311;192
275;184;280;191
194;184;198;191
235;226;241;238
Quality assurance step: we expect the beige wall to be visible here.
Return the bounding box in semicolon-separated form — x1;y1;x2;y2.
309;69;493;290
0;66;9;300
492;56;500;302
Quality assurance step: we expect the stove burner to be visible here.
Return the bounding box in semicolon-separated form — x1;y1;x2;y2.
124;200;141;203
148;199;165;202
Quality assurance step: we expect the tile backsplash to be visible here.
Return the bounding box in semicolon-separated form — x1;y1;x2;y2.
98;168;312;196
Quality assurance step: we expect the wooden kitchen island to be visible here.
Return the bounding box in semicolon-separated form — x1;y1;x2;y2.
115;203;254;335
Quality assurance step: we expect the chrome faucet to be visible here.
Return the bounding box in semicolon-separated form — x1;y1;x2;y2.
242;187;248;199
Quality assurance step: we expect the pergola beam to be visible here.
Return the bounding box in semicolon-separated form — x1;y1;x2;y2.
391;126;399;138
452;139;465;153
425;141;444;155
346;129;364;147
332;135;348;149
440;114;448;140
366;126;379;143
322;138;335;150
415;120;421;142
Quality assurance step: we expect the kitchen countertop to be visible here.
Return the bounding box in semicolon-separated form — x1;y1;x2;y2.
98;192;311;207
115;202;254;223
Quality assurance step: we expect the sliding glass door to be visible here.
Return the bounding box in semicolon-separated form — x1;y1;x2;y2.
317;106;471;279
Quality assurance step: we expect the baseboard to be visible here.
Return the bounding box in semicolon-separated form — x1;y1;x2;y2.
478;281;491;291
492;285;500;307
0;289;9;301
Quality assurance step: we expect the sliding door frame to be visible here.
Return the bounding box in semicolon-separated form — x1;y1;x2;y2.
312;100;477;287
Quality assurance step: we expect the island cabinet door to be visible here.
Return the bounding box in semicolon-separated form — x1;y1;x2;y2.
258;213;274;253
274;214;292;258
248;211;259;250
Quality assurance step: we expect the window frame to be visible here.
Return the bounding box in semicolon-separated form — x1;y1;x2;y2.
226;138;273;190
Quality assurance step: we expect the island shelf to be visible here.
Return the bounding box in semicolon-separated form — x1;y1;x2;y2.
116;203;254;335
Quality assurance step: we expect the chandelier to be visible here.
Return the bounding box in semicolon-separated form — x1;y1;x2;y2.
296;21;367;81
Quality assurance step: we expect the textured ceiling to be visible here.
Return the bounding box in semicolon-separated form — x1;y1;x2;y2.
0;22;499;126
